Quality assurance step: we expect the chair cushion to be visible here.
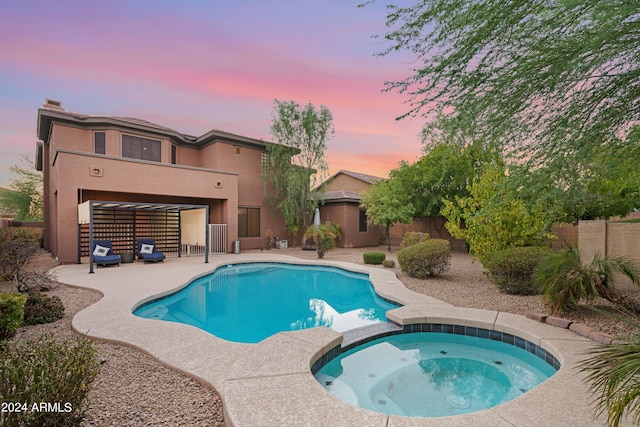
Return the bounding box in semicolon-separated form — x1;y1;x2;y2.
140;244;154;254
93;245;109;257
140;252;165;261
94;254;121;265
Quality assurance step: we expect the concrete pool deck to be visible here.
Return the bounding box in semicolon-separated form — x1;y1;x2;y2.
54;254;622;426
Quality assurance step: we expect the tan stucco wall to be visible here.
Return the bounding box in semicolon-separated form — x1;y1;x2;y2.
175;144;201;168
579;219;640;292
320;203;380;248
323;174;372;193
41;121;286;260
49;150;240;262
389;217;467;251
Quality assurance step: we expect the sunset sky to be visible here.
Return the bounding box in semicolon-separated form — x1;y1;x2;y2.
0;0;425;187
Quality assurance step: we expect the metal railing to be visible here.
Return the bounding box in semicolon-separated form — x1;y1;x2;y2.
209;224;228;254
170;224;229;257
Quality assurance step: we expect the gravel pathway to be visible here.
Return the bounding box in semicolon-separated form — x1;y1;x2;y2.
3;247;637;425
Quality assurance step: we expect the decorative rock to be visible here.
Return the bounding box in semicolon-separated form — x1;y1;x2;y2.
588;331;614;345
545;316;573;329
569;322;592;338
525;312;548;323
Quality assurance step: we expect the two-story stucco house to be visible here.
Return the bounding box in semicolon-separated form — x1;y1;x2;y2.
35;99;288;264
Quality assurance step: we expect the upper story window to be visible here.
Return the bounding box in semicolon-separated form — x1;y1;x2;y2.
171;144;177;164
94;132;106;154
122;134;161;162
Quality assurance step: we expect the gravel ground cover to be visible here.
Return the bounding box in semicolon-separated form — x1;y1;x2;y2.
2;246;638;425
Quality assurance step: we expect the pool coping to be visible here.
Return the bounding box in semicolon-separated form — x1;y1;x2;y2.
54;253;619;426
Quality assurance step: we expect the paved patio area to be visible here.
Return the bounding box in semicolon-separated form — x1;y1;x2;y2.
54;254;621;426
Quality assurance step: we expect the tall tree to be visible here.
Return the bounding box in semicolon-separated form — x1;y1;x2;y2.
0;155;43;221
361;178;415;251
389;139;500;218
263;100;333;245
372;0;640;190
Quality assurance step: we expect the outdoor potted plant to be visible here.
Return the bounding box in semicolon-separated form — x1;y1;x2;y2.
302;221;342;259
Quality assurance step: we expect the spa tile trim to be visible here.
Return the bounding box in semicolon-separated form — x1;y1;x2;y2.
312;322;561;374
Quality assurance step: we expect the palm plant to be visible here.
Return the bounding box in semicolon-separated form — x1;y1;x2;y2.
302;221;342;259
580;309;640;426
533;245;640;313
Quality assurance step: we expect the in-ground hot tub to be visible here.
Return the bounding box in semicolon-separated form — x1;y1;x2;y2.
313;326;559;418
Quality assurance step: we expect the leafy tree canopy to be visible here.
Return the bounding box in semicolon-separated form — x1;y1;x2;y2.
361;178;415;251
442;163;555;262
263;100;333;242
388;138;501;218
374;0;639;169
0;155;43;221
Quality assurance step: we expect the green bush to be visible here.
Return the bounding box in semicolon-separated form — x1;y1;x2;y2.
397;239;451;278
483;246;552;295
0;293;26;341
399;232;430;250
0;228;41;281
23;292;65;325
382;259;396;268
0;333;100;427
363;252;386;265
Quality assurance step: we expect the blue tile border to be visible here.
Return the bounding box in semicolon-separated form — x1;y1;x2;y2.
311;322;562;374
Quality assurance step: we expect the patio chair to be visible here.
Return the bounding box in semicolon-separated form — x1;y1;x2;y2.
136;238;166;263
92;240;121;267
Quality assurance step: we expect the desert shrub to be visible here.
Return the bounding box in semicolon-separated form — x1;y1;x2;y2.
0;228;40;281
0;293;26;341
264;229;274;250
483;246;552;295
14;270;58;293
23;292;65;325
399;232;430;250
0;333;100;427
363;252;386;265
397;239;451;278
382;259;396;268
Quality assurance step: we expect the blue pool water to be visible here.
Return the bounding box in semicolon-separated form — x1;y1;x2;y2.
315;332;557;417
134;262;398;343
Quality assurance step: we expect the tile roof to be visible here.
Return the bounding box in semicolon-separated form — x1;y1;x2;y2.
335;170;384;184
40;107;181;133
323;190;363;203
37;106;268;148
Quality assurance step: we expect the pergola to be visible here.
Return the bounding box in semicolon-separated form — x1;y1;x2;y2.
78;200;210;273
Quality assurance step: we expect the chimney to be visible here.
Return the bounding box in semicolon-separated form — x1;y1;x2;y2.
43;98;64;110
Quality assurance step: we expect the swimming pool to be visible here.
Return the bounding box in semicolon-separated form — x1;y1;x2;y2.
314;330;558;417
134;262;399;343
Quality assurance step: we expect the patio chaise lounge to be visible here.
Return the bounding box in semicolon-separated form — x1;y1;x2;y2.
136;239;166;263
92;240;121;267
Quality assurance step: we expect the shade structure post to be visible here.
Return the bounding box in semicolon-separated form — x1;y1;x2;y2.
205;205;210;264
88;201;95;274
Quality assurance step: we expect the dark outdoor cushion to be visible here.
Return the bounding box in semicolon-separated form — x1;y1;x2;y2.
136;239;166;263
92;240;121;266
